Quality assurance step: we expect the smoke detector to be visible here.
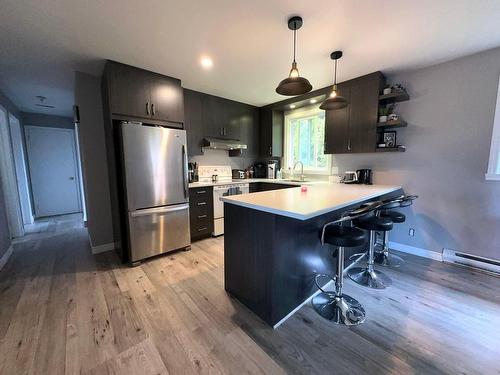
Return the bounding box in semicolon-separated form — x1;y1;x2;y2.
35;95;55;109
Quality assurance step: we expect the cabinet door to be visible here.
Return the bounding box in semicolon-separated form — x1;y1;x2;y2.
324;84;351;154
224;100;242;140
202;95;224;138
259;108;283;157
239;105;259;157
184;90;204;156
107;63;151;119
150;74;184;126
348;78;379;153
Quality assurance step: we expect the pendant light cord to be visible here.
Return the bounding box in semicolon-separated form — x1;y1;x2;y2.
334;59;338;85
293;27;297;63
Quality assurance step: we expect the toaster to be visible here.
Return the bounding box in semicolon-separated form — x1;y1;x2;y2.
232;169;245;179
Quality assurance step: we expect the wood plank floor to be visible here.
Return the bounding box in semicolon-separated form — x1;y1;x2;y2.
0;214;499;374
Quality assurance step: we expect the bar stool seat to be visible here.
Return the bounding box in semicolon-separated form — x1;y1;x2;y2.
381;210;405;223
353;216;393;232
323;226;366;247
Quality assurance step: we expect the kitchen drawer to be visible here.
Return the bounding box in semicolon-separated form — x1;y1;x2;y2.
190;203;212;220
189;187;213;203
190;217;213;240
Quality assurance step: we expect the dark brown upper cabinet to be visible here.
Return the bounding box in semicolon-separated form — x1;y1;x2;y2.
103;61;184;127
184;89;204;156
259;108;284;157
324;72;385;154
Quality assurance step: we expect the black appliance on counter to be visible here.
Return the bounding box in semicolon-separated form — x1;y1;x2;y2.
253;163;267;178
232;169;245;179
356;169;373;184
188;162;198;183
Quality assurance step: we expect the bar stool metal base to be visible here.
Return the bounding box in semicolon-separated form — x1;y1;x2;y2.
312;292;366;325
347;267;392;289
374;251;404;267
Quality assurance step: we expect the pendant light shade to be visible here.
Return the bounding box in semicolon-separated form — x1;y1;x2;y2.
320;51;349;110
276;16;312;96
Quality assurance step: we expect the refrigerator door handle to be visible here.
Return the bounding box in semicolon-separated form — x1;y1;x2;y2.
182;144;188;198
130;204;189;217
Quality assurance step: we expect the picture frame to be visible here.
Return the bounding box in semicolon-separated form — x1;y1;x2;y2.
383;131;397;148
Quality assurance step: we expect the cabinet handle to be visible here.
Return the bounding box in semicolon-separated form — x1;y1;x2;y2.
151;103;155;116
347;139;351;151
197;202;207;206
146;102;150;115
197;214;207;219
197;227;208;231
224;127;227;136
220;127;223;136
269;146;272;156
196;190;206;194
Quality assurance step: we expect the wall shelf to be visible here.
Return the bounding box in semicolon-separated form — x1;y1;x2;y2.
376;146;406;152
377;120;407;130
379;91;409;104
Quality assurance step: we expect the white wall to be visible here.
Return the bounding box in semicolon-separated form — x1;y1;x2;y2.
333;47;500;260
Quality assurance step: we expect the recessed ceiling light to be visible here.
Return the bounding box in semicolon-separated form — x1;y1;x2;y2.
200;56;213;69
290;104;296;109
310;99;317;104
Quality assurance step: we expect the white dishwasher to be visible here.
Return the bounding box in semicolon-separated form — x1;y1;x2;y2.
213;183;249;236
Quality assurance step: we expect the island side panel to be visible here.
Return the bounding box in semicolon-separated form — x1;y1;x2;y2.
224;203;276;325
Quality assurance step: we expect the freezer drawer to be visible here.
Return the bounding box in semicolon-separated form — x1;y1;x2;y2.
128;204;190;262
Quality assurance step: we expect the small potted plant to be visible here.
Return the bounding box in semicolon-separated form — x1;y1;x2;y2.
378;106;390;123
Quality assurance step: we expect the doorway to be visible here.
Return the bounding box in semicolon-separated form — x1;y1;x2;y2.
25;126;82;218
0;105;24;237
9;114;33;225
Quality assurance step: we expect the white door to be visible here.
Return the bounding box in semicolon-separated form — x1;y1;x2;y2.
9;115;33;225
26;126;81;217
0;106;24;237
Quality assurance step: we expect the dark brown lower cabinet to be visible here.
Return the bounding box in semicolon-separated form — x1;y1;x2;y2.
189;187;214;241
249;182;296;192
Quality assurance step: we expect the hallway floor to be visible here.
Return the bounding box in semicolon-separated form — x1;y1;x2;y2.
0;215;499;374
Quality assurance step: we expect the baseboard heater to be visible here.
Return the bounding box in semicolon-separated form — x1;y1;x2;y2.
443;249;500;275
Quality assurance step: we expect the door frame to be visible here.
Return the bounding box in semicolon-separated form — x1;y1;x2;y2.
25;126;82;218
0;105;24;237
9;114;34;225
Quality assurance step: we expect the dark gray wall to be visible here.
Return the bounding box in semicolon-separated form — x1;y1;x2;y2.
21;112;74;129
0;89;23;259
74;71;114;248
334;47;500;260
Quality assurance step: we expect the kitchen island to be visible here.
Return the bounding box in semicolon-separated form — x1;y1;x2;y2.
221;183;402;327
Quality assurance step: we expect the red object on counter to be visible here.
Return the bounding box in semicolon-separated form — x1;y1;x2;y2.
301;185;308;192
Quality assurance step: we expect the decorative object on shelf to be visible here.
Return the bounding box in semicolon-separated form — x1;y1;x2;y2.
391;83;407;93
378;105;393;123
388;113;399;121
320;51;349;110
383;131;397;147
275;16;312;96
383;85;392;95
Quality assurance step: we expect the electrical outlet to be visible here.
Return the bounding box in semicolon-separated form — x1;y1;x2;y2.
409;228;415;237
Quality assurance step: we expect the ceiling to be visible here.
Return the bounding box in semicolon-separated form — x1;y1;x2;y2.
1;0;500;117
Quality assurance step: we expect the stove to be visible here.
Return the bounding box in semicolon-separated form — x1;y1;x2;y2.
198;166;249;236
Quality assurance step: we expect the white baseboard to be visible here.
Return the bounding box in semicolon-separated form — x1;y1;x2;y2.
273;279;334;329
388;241;443;261
0;244;14;271
91;242;115;254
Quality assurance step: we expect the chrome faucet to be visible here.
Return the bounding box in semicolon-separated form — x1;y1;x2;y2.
293;161;305;181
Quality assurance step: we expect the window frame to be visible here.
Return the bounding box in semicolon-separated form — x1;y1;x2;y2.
486;75;500;181
283;105;331;175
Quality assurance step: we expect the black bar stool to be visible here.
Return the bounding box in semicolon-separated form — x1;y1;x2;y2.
347;200;399;289
312;202;381;325
375;195;418;267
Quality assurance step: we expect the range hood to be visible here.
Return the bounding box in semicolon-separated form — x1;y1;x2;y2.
202;138;247;151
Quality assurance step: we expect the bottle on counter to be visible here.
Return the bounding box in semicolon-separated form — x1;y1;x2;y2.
276;168;283;179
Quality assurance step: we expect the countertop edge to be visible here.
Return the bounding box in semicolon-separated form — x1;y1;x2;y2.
220;186;402;220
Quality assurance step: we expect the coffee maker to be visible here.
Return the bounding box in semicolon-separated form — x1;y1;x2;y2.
356;169;372;184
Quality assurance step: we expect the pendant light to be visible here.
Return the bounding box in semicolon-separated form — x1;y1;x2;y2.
320;51;349;110
275;16;312;96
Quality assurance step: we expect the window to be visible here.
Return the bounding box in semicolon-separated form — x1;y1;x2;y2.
486;76;500;181
284;105;331;174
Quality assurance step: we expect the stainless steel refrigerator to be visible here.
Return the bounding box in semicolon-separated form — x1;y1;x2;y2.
120;122;190;263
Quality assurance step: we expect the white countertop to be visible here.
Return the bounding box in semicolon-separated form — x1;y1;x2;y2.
188;178;323;188
219;182;401;220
